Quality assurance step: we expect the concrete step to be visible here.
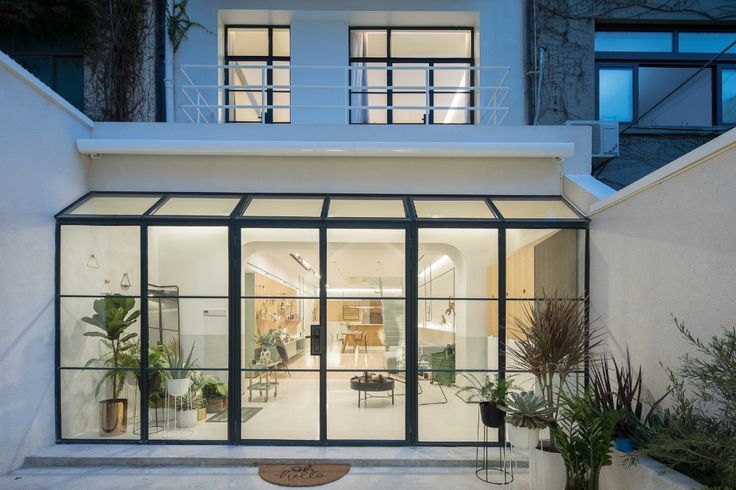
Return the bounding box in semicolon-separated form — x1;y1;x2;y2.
25;444;528;469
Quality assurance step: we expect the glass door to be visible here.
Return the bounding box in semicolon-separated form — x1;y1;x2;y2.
240;227;321;441
325;227;407;441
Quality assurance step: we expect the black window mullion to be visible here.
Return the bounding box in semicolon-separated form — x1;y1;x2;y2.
387;29;393;124
140;224;149;443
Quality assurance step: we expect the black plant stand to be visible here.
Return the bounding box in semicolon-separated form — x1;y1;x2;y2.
475;408;514;485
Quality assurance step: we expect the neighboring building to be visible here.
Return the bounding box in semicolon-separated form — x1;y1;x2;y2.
527;0;736;188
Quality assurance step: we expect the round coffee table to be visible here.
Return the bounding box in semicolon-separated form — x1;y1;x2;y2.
350;376;395;407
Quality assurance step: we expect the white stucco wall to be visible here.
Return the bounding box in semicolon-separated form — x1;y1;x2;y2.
0;52;91;473
590;128;736;400
173;0;526;125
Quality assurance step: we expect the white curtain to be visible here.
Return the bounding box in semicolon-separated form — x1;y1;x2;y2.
350;31;369;124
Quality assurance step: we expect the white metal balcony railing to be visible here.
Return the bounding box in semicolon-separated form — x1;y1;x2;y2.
178;64;510;126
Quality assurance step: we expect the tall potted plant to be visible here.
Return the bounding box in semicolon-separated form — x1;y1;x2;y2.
165;340;197;397
503;390;554;450
508;293;604;489
82;295;140;436
458;374;513;428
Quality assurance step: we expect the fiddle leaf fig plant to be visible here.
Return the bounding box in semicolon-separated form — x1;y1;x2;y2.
83;295;141;400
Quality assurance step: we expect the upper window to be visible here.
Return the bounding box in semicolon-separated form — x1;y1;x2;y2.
349;28;474;125
224;26;290;123
595;27;736;127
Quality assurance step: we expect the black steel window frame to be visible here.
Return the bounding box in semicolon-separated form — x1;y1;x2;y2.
595;25;736;128
224;25;291;124
55;192;588;447
348;27;476;125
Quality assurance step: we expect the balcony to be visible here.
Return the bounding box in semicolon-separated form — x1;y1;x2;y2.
178;64;510;126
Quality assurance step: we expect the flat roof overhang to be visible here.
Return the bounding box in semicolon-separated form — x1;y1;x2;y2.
75;139;575;158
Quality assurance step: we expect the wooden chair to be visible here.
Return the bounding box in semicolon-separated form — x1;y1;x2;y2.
352;330;369;354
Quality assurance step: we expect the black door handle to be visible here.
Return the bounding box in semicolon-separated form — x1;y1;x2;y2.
308;323;321;355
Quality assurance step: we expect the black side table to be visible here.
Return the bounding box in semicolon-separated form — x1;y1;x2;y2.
350;376;395;407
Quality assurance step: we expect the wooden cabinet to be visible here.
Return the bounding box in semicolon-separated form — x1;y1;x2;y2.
487;230;578;339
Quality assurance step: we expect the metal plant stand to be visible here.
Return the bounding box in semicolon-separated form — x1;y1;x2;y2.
475;409;514;485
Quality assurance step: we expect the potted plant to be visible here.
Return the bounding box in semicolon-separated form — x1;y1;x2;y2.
508;293;605;490
553;390;622;490
202;377;228;413
193;395;208;421
82;295;141;437
165;340;197;397
458;374;513;428
503;390;554;450
175;394;198;428
591;351;669;453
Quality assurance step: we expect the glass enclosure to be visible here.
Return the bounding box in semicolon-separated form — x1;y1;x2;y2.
56;193;588;445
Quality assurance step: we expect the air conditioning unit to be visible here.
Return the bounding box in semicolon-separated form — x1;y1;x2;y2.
565;120;620;158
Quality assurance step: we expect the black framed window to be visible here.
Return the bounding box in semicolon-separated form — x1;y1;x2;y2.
595;27;736;127
224;26;290;124
349;28;475;125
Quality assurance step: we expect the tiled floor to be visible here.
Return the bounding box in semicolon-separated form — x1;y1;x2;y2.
3;466;530;489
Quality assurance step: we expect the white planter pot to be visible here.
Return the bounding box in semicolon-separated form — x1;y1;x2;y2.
176;409;197;428
531;446;566;490
507;425;540;451
167;378;190;397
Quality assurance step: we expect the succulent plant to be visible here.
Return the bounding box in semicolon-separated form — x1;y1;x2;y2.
503;390;555;429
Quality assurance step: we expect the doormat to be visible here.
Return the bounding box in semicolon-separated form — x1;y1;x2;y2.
258;464;350;487
206;407;262;423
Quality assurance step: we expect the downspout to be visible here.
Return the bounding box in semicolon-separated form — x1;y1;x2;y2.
164;0;175;122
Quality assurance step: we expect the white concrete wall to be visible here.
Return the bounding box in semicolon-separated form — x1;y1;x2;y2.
0;52;91;473
174;0;525;125
590;128;736;400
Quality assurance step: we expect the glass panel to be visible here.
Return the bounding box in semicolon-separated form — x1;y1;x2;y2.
327;370;405;440
60;296;141;368
414;199;494;219
60;225;141;296
148;226;229;296
227;28;269;56
505;229;583;299
272;28;290;57
327;199;405;218
638;67;712;127
149;369;229;441
243;198;324;217
153;197;240;216
418;371;500;442
350;29;387;58
391;30;472;58
69;196;160;215
723;69;736;124
392;93;427;123
493;199;580;219
230;91;262;122
594;31;673;52
242;369;319;440
598;68;633;122
418;300;498;371
350;62;388;124
60;369;140;440
679;32;736;54
327;299;404;370
327;228;405;296
418;228;498;298
242;228;320;368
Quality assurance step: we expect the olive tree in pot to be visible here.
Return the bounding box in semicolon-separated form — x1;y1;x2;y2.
508;293;604;490
502;390;554;450
82;295;140;437
458;374;513;428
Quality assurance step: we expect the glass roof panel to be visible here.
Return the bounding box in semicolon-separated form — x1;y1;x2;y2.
414;199;495;219
328;199;405;218
68;195;161;216
153;197;240;216
492;199;581;219
243;198;324;217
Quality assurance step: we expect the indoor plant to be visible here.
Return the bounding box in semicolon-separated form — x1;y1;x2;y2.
165;340;197;397
508;293;604;489
202;377;228;413
82;295;141;436
458;374;513;428
553;390;622;490
503;390;554;450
